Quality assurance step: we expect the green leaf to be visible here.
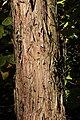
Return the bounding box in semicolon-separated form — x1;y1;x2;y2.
0;25;4;39
57;0;66;5
6;55;15;64
64;79;67;86
0;56;6;67
66;75;72;80
3;30;9;36
65;90;70;98
66;72;72;80
1;71;9;80
63;22;68;29
2;17;12;26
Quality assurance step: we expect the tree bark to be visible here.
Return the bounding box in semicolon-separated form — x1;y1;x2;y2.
11;0;66;120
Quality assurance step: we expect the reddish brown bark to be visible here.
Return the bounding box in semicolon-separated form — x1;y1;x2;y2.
11;0;66;120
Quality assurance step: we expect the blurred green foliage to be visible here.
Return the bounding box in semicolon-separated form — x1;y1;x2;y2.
58;0;80;119
0;0;15;80
0;0;16;120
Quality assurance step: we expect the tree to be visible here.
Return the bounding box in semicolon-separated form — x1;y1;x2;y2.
11;0;66;120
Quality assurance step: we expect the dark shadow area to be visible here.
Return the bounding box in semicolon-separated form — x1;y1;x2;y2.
0;66;16;120
65;38;80;120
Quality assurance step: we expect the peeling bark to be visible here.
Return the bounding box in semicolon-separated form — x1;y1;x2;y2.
11;0;66;120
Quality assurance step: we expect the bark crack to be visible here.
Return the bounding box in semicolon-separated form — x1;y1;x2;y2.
30;0;36;12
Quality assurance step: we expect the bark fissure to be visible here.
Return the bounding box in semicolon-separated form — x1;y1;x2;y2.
30;0;36;12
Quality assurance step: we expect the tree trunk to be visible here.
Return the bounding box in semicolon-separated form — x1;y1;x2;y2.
11;0;66;120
